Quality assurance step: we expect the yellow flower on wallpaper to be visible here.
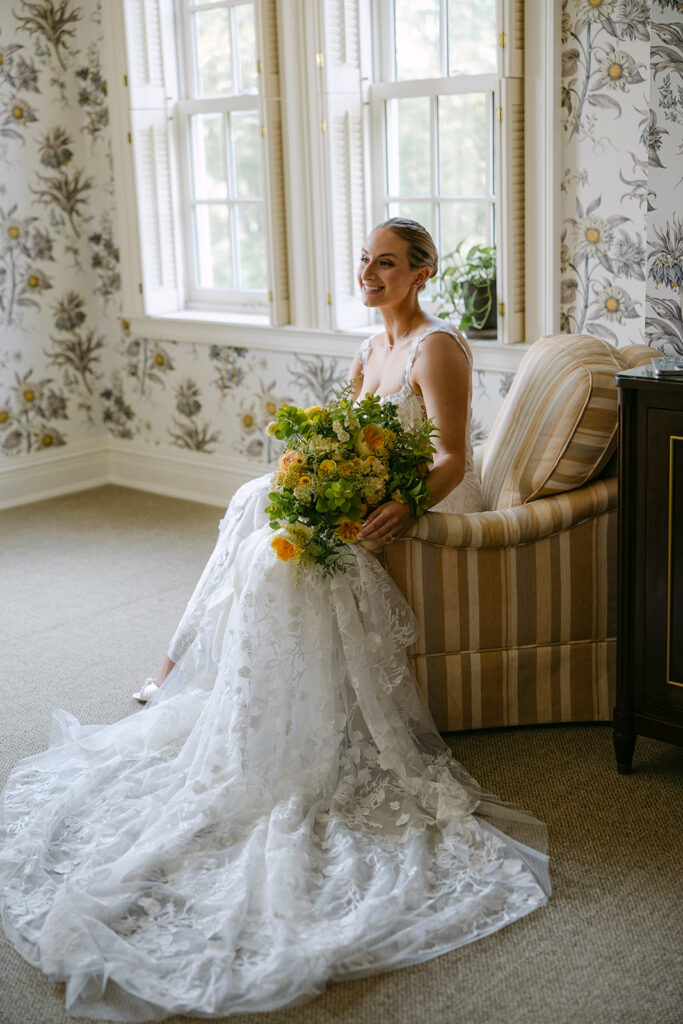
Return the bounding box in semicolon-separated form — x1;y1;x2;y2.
596;49;643;92
579;0;618;22
261;394;279;419
592;284;638;324
574;215;614;260
241;411;258;434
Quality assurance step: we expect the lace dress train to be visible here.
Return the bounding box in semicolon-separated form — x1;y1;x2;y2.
0;332;549;1020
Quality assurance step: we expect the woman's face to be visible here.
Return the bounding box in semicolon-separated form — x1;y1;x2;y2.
357;227;425;308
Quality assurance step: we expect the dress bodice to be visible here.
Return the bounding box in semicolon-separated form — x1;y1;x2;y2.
358;324;483;514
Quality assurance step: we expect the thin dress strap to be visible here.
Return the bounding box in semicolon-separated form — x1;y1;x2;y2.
358;335;374;373
402;334;424;387
403;323;472;387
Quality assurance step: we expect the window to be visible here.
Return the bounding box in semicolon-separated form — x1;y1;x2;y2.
107;0;287;323
296;0;525;340
178;2;267;305
105;0;547;348
371;0;498;264
367;0;525;338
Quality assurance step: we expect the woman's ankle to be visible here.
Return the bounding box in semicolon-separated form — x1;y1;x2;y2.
154;656;176;688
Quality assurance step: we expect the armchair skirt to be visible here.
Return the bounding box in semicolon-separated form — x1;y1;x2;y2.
384;478;617;732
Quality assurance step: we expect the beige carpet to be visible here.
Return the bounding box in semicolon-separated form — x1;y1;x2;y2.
0;485;681;1024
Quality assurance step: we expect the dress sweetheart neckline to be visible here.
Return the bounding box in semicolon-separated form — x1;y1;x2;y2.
373;383;424;403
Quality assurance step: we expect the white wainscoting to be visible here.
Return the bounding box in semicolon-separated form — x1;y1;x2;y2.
106;440;259;508
0;439;110;511
0;439;263;511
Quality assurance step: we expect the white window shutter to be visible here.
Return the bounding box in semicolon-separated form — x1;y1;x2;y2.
500;0;524;79
321;0;372;330
259;0;289;325
496;76;525;344
123;0;183;315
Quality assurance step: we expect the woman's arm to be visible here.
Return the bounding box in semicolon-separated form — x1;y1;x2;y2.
410;330;470;504
359;331;471;544
347;350;364;400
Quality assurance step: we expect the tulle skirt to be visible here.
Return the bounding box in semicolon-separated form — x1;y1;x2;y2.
0;476;549;1021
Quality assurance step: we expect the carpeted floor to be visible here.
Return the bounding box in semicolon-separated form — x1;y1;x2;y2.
0;485;681;1024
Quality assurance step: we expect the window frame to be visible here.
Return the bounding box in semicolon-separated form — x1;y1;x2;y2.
103;0;559;363
369;0;499;272
175;0;271;313
369;73;499;258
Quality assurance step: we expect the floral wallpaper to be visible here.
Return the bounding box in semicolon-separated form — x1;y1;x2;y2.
3;0;680;483
645;4;683;354
0;1;112;455
560;0;683;352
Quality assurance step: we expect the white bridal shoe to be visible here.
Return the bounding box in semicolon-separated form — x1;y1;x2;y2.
132;679;159;703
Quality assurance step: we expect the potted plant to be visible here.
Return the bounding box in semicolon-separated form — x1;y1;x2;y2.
435;242;497;337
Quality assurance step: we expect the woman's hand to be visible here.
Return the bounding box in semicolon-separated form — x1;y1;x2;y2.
358;500;416;545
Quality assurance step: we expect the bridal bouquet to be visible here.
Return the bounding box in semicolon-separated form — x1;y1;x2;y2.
265;383;437;577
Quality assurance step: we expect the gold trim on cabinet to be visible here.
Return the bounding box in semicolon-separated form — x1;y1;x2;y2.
667;434;683;688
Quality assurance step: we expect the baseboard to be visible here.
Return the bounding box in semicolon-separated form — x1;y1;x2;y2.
106;439;262;508
0;438;110;510
0;438;266;511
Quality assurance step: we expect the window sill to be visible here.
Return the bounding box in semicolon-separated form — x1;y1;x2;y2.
125;312;532;370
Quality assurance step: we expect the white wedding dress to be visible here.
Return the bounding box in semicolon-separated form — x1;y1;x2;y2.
0;326;549;1021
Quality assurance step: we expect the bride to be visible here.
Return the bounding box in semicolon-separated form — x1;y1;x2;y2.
0;219;550;1021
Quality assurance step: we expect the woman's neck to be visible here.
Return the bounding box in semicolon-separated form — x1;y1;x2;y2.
381;300;429;349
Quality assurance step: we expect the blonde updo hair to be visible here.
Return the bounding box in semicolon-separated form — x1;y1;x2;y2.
377;217;438;291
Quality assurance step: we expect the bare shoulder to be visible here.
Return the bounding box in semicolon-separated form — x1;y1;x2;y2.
414;326;471;380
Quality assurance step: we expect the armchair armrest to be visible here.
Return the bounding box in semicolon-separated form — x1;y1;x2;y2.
407;476;617;549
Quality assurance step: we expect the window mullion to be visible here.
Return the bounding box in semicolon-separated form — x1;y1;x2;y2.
431;93;438;249
225;111;239;289
440;0;448;77
488;87;495;244
372;74;497;100
231;4;241;93
178;96;260;115
179;0;195;99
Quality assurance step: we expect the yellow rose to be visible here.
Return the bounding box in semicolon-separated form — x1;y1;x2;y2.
319;458;337;475
270;535;300;562
305;406;322;418
354;424;385;457
336;519;362;543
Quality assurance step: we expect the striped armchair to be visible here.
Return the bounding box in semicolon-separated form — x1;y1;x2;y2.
384;334;655;732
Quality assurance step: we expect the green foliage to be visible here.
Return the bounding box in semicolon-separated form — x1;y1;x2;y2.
435;242;497;331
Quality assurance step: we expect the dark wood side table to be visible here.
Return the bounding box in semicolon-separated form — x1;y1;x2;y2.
614;365;683;773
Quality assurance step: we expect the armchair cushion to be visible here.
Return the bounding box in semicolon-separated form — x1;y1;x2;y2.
621;344;659;368
479;334;627;509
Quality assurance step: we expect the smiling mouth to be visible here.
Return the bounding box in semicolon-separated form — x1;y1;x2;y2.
362;284;383;293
